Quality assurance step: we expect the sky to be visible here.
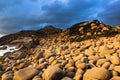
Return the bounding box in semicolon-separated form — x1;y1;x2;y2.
0;0;120;35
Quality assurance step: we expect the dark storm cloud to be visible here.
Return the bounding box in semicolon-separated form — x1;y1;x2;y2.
0;0;120;34
98;0;120;26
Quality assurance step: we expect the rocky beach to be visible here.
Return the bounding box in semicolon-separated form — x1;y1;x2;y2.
0;20;120;80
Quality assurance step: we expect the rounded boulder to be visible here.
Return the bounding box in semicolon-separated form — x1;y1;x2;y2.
83;67;110;80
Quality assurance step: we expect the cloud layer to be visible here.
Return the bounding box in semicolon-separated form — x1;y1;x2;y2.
0;0;120;34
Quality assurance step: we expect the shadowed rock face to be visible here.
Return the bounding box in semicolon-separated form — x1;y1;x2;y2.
0;26;62;45
36;25;62;36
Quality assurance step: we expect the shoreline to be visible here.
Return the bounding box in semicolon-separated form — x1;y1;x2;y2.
0;45;19;56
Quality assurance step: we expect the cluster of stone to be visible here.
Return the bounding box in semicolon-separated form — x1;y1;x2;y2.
0;34;120;80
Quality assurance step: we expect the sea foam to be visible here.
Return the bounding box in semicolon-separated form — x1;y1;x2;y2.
0;45;19;56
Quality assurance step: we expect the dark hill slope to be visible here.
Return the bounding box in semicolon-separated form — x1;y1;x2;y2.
0;26;62;45
67;20;119;42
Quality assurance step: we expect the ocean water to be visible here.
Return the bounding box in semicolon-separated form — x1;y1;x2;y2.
0;45;19;56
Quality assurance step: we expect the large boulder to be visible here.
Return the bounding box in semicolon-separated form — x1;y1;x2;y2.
83;67;110;80
1;71;13;80
42;66;65;80
13;67;39;80
11;37;37;48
